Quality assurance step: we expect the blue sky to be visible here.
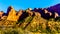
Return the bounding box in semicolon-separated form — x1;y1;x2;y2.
0;0;60;13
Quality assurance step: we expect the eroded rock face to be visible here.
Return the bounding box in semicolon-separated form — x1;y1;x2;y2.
16;10;23;20
17;10;23;16
7;6;13;15
0;11;4;19
26;9;33;16
7;6;18;21
0;11;4;16
48;12;52;16
0;5;60;22
54;12;59;18
44;9;48;14
34;12;41;17
1;16;7;20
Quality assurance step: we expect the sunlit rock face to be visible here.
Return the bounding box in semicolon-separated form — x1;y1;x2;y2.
28;8;32;10
26;9;33;16
1;16;7;20
7;6;18;21
0;11;4;19
54;12;59;18
44;9;48;14
34;12;41;17
0;3;60;21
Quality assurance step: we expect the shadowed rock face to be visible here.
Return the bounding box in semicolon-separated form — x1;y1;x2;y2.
6;6;14;16
47;4;60;15
18;11;29;21
32;7;59;19
33;8;51;19
0;4;60;21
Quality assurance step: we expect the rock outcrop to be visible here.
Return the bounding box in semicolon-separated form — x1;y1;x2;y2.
0;11;4;17
54;12;59;18
7;6;18;21
0;4;60;21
